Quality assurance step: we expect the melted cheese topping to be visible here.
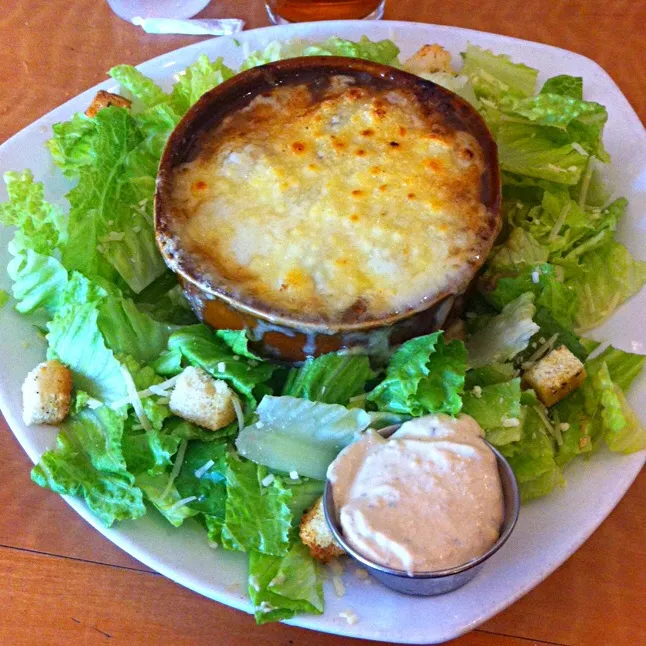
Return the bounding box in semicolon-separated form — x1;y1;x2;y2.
170;76;489;322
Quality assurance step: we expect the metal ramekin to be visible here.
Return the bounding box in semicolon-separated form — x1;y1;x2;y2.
323;426;520;596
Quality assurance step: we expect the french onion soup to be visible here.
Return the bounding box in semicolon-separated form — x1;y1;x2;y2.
156;57;500;358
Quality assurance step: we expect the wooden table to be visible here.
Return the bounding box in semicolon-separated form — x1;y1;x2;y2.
1;1;644;644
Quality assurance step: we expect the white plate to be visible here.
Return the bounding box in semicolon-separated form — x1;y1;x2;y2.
1;20;644;645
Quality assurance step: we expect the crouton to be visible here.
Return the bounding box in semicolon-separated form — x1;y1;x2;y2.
403;44;454;75
22;360;72;426
300;496;345;563
169;366;236;432
522;345;586;407
85;90;132;118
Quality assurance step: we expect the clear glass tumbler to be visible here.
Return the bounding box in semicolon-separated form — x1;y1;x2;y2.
265;0;385;24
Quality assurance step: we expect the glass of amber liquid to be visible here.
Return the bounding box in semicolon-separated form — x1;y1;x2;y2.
265;0;385;24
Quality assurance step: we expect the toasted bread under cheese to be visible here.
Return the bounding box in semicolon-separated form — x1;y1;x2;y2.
22;360;72;426
299;496;345;563
85;90;132;118
169;366;236;432
523;345;586;407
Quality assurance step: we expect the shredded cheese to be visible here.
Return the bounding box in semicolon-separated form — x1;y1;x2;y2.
194;459;215;479
119;365;153;432
162;438;188;498
166;495;197;514
232;394;245;434
339;610;358;625
332;575;346;598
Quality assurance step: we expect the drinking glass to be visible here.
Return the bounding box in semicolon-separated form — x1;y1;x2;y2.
265;0;385;24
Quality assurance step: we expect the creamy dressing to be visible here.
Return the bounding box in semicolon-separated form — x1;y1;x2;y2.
327;414;504;575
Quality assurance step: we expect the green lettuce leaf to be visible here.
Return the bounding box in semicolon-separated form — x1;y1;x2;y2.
213;329;261;360
61;107;166;292
48;113;98;178
466;293;539;368
108;65;170;108
241;36;400;71
248;543;323;624
367;332;467;416
465;362;515;388
170;55;234;115
221;454;292;556
540;75;583;99
168;325;277;404
462;378;522;446
31;406;145;527
585;361;646;453
502;400;562;501
136;472;199;527
6;247;67;315
235;396;370;480
174;440;229;519
0;289;7;308
567;240;646;331
282;353;374;405
46;297;126;403
122;427;181;477
497;122;588;184
594;346;646;392
0;170;66;255
460;43;537;100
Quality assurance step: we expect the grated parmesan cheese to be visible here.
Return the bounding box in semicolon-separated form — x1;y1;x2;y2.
471;385;482;398
119;364;153;432
162;438;188;498
261;474;275;487
332;575;346;598
339;610;358;625
194;459;215;479
166;495;197;514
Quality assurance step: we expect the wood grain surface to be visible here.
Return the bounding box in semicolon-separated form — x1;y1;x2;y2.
1;1;644;644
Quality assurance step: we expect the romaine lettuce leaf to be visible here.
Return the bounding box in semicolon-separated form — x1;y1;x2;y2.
136;472;199;527
31;406;146;526
7;247;67;315
48;113;98;178
60;107;167;292
540;75;583;99
594;346;646;392
122;427;180;477
168;325;277;404
282;353;374;405
567;240;646;331
0;170;67;255
214;329;261;360
248;543;323;624
170;55;234;115
221;454;292;556
241;36;400;71
466;293;539;368
497;122;588;184
462;378;522;445
235;396;370;480
367;332;466;416
174;440;228;517
586;361;646;453
460;43;537;100
108;65;170;108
